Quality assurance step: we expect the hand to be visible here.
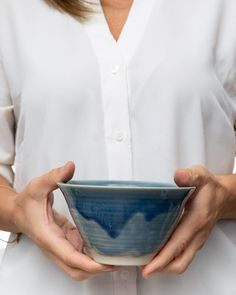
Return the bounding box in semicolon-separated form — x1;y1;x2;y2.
142;165;227;277
12;162;117;280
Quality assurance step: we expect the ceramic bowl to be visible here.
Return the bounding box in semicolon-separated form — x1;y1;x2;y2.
58;180;195;266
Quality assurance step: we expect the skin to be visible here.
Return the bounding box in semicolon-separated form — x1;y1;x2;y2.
100;0;133;41
1;0;236;281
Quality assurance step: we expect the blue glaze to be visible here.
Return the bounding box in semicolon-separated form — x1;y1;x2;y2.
70;194;184;239
76;209;179;256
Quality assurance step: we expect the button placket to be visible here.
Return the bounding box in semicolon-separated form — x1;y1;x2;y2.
83;10;133;181
112;267;138;295
114;130;126;142
100;57;133;180
111;64;120;75
120;269;132;281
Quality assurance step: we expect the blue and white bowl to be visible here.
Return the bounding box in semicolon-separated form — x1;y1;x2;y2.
58;180;195;266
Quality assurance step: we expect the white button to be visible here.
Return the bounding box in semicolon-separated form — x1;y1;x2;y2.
111;64;120;75
120;270;131;281
115;131;125;142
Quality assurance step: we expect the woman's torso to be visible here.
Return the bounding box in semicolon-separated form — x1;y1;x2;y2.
0;0;236;294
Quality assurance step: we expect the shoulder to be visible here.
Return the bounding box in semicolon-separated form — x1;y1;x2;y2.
0;0;41;20
0;0;57;34
0;0;43;31
215;0;236;60
214;0;236;97
0;0;48;13
219;0;236;32
0;0;62;58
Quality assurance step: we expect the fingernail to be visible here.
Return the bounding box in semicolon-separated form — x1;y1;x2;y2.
143;272;152;279
60;162;72;180
143;273;149;279
60;163;67;174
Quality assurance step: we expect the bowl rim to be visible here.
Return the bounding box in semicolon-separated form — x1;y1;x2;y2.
57;180;196;191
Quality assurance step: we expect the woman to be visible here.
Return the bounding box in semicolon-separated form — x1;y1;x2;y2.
0;0;236;294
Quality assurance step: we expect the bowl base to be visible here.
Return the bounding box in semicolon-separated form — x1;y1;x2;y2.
85;248;156;266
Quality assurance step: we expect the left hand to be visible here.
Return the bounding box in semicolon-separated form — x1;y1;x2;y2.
142;165;228;277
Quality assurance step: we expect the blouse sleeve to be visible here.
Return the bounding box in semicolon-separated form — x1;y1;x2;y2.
0;57;15;184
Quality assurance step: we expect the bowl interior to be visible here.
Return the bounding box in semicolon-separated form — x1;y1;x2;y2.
59;180;194;190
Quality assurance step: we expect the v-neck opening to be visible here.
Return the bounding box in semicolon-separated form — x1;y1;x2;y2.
83;0;158;64
99;0;135;44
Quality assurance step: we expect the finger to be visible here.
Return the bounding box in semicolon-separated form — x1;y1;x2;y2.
47;193;55;223
142;209;201;277
53;210;84;251
174;165;210;188
65;228;84;251
41;229;115;274
148;233;205;276
43;250;96;281
28;161;75;200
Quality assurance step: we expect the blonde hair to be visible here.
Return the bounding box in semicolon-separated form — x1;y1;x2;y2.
44;0;93;21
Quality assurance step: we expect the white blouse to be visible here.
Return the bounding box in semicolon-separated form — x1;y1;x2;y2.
1;0;236;294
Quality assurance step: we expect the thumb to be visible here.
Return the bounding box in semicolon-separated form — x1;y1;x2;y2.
38;161;75;195
59;161;75;183
174;165;207;187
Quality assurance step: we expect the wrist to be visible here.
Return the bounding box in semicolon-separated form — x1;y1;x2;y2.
216;174;236;220
0;187;21;233
11;193;23;234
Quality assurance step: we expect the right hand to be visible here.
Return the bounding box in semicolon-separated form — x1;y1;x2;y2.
12;161;117;280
